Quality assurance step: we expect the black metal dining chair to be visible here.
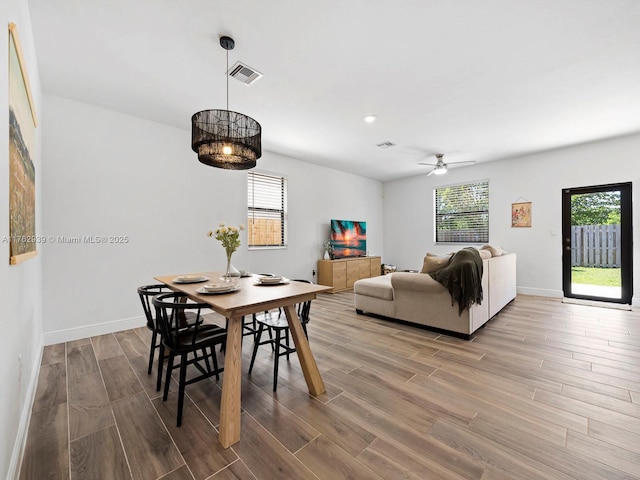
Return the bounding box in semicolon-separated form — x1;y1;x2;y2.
153;292;227;426
248;279;313;391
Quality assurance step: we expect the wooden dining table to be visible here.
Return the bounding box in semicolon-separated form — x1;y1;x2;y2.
154;272;332;448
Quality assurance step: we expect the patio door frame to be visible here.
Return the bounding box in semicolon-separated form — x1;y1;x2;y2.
561;182;633;304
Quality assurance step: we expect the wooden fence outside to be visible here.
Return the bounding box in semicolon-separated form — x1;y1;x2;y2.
571;225;620;268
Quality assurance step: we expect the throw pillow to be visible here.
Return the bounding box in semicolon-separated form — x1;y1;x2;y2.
481;244;503;257
420;253;452;273
477;248;492;260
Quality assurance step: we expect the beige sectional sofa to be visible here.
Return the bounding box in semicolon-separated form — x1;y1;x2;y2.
354;252;516;338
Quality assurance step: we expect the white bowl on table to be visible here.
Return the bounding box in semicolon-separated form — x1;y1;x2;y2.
203;283;233;292
256;275;285;285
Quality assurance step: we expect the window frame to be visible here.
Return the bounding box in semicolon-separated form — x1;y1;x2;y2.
247;170;288;250
434;179;489;245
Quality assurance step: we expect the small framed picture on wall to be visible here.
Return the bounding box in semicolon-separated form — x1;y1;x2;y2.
511;201;532;228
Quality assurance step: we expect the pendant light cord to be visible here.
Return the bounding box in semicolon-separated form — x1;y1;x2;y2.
226;45;230;140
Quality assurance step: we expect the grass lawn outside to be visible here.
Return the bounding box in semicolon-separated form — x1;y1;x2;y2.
571;267;621;287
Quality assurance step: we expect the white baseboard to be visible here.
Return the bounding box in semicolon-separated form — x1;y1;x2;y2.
517;286;563;298
44;315;146;346
8;338;43;480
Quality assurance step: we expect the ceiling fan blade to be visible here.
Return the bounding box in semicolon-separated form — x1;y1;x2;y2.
448;160;477;166
418;162;437;166
426;169;436;176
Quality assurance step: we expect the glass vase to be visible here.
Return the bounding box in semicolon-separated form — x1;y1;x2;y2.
222;254;240;282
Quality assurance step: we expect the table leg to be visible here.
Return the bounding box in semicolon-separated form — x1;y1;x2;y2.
219;313;243;448
283;304;326;395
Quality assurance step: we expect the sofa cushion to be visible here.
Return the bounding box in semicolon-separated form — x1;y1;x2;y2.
420;253;452;273
481;244;503;257
353;275;394;300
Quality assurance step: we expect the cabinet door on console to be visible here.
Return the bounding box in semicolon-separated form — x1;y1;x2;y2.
346;261;359;288
370;257;381;277
347;259;368;287
359;259;371;279
333;262;347;290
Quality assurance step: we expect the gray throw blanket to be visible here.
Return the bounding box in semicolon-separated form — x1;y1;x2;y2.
429;247;483;315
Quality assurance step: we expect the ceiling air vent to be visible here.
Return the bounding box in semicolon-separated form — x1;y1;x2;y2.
228;61;263;85
376;142;396;149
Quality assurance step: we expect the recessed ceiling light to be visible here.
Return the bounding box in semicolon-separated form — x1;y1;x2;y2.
364;115;377;123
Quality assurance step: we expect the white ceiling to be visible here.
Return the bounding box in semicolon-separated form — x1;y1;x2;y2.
28;0;640;181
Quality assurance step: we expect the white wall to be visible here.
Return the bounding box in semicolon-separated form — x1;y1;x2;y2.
41;94;383;342
0;0;43;478
383;133;640;304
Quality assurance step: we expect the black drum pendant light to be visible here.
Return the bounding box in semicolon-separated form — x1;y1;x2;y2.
191;36;262;169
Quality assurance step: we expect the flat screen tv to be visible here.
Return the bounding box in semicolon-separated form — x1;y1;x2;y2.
330;219;366;258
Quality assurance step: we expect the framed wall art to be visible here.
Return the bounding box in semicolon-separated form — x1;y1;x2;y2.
8;23;38;264
511;201;532;228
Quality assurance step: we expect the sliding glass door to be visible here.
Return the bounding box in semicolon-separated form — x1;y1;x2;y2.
561;182;632;304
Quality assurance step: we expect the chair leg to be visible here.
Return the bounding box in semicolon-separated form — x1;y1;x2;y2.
177;354;187;427
260;312;275;351
284;328;291;361
202;347;211;373
248;322;265;374
273;328;281;392
163;352;174;401
267;324;275;351
148;331;158;374
250;316;258;342
221;318;228;353
156;343;165;392
241;315;256;343
242;315;258;345
211;345;220;381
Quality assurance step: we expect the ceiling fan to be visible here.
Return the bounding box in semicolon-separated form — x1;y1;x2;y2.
418;153;476;176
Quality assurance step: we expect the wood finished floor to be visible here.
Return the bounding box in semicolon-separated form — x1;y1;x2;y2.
19;293;640;480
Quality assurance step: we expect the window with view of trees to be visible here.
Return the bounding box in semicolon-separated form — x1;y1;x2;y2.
435;180;489;243
247;171;288;248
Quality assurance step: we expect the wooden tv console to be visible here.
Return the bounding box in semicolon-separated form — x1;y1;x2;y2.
317;256;381;293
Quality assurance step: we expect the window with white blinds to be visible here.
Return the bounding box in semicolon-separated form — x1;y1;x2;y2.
434;180;489;243
247;171;288;248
